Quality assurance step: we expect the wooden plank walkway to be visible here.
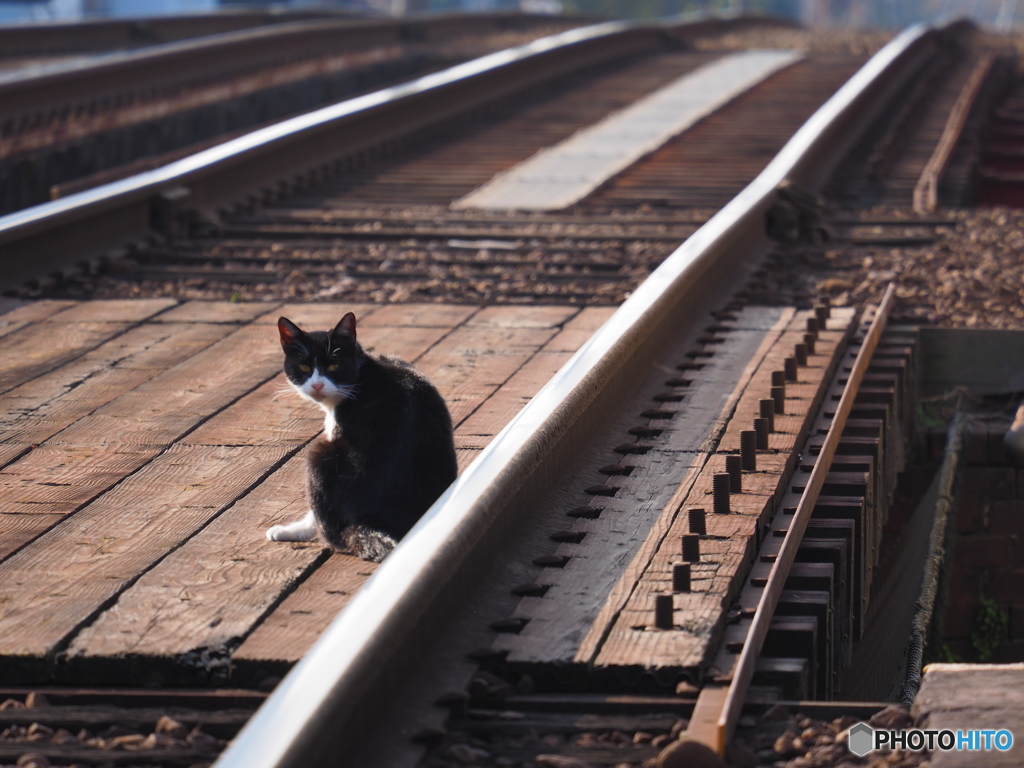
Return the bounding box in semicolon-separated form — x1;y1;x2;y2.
493;306;794;669
0;298;611;685
589;309;854;673
490;306;857;677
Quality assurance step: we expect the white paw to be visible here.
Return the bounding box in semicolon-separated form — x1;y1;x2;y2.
266;525;289;541
266;510;317;542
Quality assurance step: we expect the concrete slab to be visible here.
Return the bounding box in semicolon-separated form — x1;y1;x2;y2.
454;49;803;211
913;663;1024;766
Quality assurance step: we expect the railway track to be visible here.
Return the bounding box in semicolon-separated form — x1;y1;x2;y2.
203;17;973;768
0;9;355;60
0;12;1006;768
0;12;579;216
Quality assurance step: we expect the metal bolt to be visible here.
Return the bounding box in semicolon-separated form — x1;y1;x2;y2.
803;333;816;355
759;398;775;432
754;417;769;449
725;454;742;492
795;343;808;366
654;594;674;629
771;385;785;414
682;533;701;561
815;304;830;324
806;317;819;339
688;507;706;535
713;473;731;514
740;430;757;471
770;372;785;410
673;563;691;593
784;357;797;382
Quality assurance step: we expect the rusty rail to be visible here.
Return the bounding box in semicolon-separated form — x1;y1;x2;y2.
913;53;996;213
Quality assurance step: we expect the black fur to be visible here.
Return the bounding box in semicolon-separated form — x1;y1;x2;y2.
279;314;457;562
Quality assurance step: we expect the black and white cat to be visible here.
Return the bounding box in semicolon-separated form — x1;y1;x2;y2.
266;312;458;562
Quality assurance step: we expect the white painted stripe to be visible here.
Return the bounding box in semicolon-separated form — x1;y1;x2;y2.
454;49;804;211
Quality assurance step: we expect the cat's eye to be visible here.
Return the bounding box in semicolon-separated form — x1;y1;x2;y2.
299;365;312;373
327;364;339;372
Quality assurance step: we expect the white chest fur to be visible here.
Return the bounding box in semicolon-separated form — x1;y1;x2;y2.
323;407;338;441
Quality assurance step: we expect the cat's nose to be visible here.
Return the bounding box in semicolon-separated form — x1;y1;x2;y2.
312;382;324;392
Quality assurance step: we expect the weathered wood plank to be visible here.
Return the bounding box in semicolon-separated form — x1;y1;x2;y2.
250;302;382;330
562;306;617;332
233;555;379;667
412;321;560;425
0;443;28;467
0;300;75;339
57;305;469;667
43;299;178;324
48;324;284;449
0;324;135;396
0;444;154;507
563;309;793;666
0;300;592;675
587;311;855;672
0;323;232;449
464;305;579;329
154;300;282;324
497;450;707;664
494;308;793;667
535;306;616;355
456;307;611;447
183;375;325;449
0;300;177;394
591;459;781;670
456;447;481;473
0;513;64;560
718;309;855;452
64;455;322;663
0;322;291;570
358;303;478;328
0;444;290;664
456;350;575;449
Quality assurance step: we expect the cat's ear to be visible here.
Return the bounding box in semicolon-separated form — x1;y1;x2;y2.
278;317;306;353
332;312;357;343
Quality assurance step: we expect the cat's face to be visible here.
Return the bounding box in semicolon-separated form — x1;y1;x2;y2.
278;313;361;409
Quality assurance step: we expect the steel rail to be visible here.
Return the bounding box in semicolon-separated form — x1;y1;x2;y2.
0;14;757;293
209;18;967;768
0;10;355;58
913;52;996;213
709;284;897;755
0;13;554;119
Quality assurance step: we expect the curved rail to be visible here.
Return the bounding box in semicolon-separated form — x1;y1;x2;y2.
209;17;969;768
0;13;768;293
